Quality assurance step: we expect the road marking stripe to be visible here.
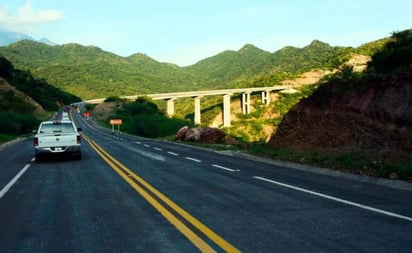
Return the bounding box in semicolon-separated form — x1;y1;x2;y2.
82;134;239;252
144;144;150;148
185;157;202;163
212;164;239;172
0;164;30;199
93;145;214;252
154;147;162;151
135;141;141;144
254;176;412;222
167;151;179;156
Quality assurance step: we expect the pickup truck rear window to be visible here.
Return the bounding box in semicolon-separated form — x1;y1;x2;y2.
40;123;75;133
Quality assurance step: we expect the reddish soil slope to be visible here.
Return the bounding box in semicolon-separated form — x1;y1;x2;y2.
269;72;412;153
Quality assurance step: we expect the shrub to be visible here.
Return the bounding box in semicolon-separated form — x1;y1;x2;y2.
110;97;192;138
367;30;412;74
0;112;39;134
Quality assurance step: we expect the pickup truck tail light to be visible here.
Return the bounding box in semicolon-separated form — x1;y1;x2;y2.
34;137;39;146
77;135;81;144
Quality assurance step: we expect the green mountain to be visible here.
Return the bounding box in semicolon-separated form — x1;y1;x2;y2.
0;38;379;100
185;44;272;86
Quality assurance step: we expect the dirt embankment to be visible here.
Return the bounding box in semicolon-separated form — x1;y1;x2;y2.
269;72;412;155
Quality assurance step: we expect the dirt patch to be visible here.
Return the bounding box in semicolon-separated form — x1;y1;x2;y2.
280;54;370;87
281;69;334;86
91;102;123;121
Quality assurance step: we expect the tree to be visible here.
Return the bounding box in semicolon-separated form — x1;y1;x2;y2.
368;30;412;74
0;56;13;79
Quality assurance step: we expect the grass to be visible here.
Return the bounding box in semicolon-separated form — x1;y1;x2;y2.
0;134;18;144
244;144;412;182
181;141;409;182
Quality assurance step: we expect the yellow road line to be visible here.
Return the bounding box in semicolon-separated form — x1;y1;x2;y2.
82;133;240;252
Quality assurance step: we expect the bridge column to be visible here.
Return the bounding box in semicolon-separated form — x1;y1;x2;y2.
223;94;231;127
194;96;201;125
166;98;175;117
261;90;270;105
242;92;251;114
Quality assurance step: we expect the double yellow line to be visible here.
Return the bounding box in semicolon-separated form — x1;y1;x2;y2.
82;133;240;252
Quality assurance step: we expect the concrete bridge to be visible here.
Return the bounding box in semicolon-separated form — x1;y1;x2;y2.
85;85;291;127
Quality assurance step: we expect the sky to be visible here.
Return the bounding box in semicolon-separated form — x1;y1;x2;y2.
0;0;411;66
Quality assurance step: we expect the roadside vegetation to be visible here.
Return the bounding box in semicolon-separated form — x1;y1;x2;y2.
94;96;192;138
0;56;81;142
245;145;412;181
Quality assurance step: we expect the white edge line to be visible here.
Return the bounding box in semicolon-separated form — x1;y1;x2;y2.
185;157;202;163
0;164;31;199
253;176;412;222
212;164;239;172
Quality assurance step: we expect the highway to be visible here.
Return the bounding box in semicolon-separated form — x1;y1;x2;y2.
1;111;412;252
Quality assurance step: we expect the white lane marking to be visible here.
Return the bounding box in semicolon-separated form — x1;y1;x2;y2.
212;164;239;172
0;164;31;199
254;176;412;222
154;147;162;151
144;144;150;148
124;146;165;161
167;151;179;156
135;141;141;144
185;157;202;163
31;158;35;162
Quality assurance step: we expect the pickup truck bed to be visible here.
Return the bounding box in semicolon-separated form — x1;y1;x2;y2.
34;120;82;161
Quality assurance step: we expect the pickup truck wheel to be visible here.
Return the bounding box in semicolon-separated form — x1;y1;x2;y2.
35;154;43;162
73;152;82;160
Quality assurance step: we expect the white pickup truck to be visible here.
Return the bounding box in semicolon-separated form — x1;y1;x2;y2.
34;120;82;161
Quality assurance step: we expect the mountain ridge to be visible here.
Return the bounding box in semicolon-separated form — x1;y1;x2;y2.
0;33;387;100
0;30;57;47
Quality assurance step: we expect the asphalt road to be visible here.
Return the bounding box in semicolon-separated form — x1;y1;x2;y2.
1;111;411;252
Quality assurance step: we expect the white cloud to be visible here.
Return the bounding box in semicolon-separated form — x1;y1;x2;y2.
0;1;62;33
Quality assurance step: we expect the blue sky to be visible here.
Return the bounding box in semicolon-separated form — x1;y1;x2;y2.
0;0;411;66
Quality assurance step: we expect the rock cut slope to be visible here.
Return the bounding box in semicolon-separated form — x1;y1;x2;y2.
269;72;412;153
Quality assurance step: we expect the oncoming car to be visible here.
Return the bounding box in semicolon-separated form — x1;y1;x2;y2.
34;120;82;161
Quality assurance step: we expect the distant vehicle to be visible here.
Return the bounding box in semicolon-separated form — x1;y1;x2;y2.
62;112;70;120
34;120;82;161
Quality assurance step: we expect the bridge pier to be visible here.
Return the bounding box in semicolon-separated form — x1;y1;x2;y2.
242;92;251;114
194;96;201;125
166;98;175;117
223;94;231;127
261;90;270;105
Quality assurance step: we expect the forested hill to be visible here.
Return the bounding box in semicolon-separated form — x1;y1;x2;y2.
0;38;379;100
